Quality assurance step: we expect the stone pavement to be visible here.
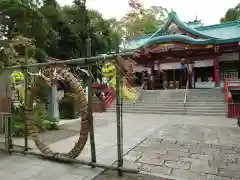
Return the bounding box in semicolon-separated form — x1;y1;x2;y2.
92;170;172;180
0;113;239;180
0;113;169;180
123;124;240;180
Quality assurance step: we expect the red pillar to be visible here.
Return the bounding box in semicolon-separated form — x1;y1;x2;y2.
214;58;220;87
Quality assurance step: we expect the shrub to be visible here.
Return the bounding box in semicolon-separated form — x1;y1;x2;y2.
59;92;80;119
11;103;58;137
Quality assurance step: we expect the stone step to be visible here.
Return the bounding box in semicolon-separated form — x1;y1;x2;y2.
142;93;185;96
141;98;187;102
142;89;223;92
187;99;225;102
142;97;185;100
107;107;226;112
141;100;225;103
187;93;224;95
111;102;226;106
187;90;223;93
188;95;224;97
109;101;226;107
108;89;227;117
187;98;225;101
188;89;223;91
187;93;224;96
106;109;227;117
142;94;224;97
142;95;185;98
187;97;225;99
109;106;227;110
142;90;186;93
141;98;225;102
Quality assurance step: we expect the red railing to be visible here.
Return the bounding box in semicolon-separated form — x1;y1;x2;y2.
224;78;240;118
103;88;116;108
224;78;232;103
228;103;240;118
92;84;116;112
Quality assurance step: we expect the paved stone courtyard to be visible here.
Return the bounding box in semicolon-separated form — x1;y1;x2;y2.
92;170;171;180
123;124;240;180
0;113;239;180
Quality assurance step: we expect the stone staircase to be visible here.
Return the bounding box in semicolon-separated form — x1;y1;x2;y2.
185;89;227;116
106;90;185;115
106;89;227;117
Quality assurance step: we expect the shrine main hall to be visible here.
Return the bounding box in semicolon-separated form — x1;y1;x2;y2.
124;12;240;90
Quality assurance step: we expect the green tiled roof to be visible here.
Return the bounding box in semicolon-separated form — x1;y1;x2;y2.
124;11;240;50
196;21;240;39
123;35;151;50
153;12;215;39
145;34;240;46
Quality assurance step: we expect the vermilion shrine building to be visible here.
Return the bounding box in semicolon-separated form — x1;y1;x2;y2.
125;12;240;90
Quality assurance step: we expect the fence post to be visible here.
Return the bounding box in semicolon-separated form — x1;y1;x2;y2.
86;38;96;167
115;60;123;176
23;45;29;151
4;113;12;154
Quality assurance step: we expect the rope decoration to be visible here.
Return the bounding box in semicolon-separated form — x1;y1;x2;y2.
25;68;89;158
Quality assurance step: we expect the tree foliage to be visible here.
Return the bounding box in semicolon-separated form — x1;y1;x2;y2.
220;3;240;23
0;0;168;64
0;0;122;65
120;6;168;38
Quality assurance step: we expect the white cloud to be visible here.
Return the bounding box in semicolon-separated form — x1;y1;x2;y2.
57;0;239;25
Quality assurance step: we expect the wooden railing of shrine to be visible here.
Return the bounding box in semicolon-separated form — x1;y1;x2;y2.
224;78;240;118
228;103;240;118
104;88;116;108
92;84;115;112
0;96;11;132
0;96;11;113
224;78;233;102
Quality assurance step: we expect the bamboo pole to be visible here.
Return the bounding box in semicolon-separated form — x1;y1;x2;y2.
23;45;29;151
86;38;97;167
4;149;138;173
120;69;124;176
3;52;134;70
115;63;124;176
4;113;12;153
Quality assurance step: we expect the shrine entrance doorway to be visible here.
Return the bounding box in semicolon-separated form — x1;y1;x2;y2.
163;69;187;89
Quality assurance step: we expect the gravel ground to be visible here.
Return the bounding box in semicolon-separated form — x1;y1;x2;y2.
92;170;172;180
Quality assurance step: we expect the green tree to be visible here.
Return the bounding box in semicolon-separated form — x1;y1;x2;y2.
0;0;54;63
107;18;123;52
0;0;123;65
220;3;240;22
120;6;168;38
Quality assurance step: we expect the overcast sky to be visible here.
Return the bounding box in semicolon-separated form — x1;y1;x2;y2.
57;0;239;25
